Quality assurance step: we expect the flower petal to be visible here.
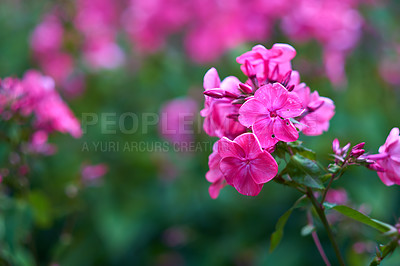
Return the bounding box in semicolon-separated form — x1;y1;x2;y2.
252;118;278;148
204;67;221;90
254;83;288;110
276;93;304;118
238;98;268;127
273;119;299;142
218;137;245;158
234;133;263;159
249;152;278;184
220;157;263;196
209;178;225;199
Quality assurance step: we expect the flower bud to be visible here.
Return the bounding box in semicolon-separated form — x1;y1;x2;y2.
203;89;224;98
350;148;365;158
352;142;365;150
238;83;253;94
332;139;340;154
244;60;256;79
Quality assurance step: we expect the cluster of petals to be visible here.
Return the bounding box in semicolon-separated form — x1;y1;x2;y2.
367;128;400;186
30;0;365;85
202;43;336;198
0;70;82;144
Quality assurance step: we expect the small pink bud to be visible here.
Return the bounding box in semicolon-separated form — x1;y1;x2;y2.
350;148;365;158
332;139;340;154
342;143;351;154
244;60;256;78
281;70;292;87
224;91;239;99
204;89;224;98
238;83;253;94
352;142;365;150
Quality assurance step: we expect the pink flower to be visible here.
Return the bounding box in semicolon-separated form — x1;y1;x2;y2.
205;142;226;199
239;83;304;148
293;83;335;136
201;68;246;139
368;128;400;186
236;43;296;82
218;133;278;196
325;188;348;205
28;130;57;155
81;164;108;182
159;97;198;145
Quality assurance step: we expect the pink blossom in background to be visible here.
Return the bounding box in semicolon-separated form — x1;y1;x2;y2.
81;164;108;182
30;0;366;85
30;14;64;54
218;133;278;196
379;46;400;86
293;83;335;136
201;68;246;139
0;71;82;139
205;142;226;199
160;97;198;145
281;0;363;86
367;128;400;186
28;131;57;155
239;83;304;148
75;0;124;70
325;188;348;205
22;71;82;138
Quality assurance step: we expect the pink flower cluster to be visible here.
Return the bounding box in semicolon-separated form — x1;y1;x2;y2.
0;70;82;154
159;97;198;146
367;128;400;186
30;0;365;86
203;43;335;198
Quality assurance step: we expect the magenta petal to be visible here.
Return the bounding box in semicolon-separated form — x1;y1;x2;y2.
203;68;221;90
220;157;263;196
220;76;241;95
238;99;268;127
273;119;299;142
209;179;225;199
252;118;278;148
271;43;296;62
249;152;278;184
218;137;245;158
385;128;400;150
234;133;263;159
254;83;287;110
276;93;304;118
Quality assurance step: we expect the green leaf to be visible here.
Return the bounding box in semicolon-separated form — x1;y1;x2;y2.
285;154;325;189
326;205;395;233
287;141;316;160
270;196;307;252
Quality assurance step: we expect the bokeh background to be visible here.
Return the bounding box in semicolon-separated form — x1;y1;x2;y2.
1;0;400;265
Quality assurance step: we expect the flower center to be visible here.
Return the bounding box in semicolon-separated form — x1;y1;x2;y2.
270;111;278;118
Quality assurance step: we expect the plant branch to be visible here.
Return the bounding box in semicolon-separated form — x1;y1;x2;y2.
306;187;345;266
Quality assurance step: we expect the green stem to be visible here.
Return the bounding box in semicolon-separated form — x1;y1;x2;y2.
307;187;345;266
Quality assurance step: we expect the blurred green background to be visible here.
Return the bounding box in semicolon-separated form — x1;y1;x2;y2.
1;0;400;265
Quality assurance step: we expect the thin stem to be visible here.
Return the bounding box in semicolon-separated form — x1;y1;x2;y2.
307;211;331;266
306;188;345;266
320;166;346;205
